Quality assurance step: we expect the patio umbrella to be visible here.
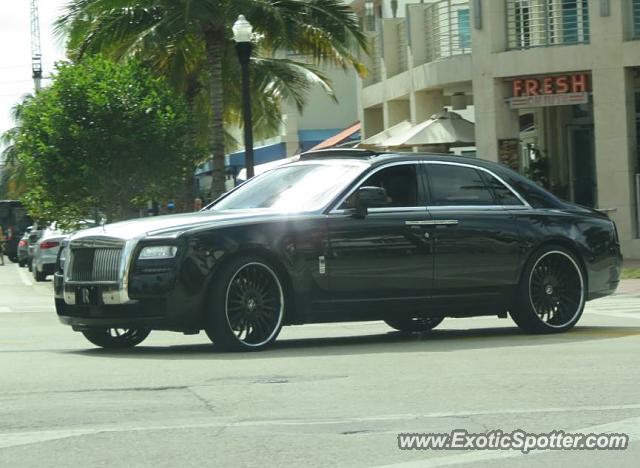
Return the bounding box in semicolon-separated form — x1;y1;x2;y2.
359;120;413;147
382;110;475;148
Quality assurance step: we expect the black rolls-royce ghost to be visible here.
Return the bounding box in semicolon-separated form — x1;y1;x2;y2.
54;150;622;351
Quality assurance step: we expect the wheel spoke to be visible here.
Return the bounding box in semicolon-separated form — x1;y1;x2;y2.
529;252;583;328
225;262;284;347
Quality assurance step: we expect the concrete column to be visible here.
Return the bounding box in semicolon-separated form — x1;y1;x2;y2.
384;99;410;128
589;0;638;253
470;0;519;162
592;68;637;247
363;107;384;138
472;76;520;163
411;90;444;124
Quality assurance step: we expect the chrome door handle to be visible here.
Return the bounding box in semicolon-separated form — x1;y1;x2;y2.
434;220;459;226
405;220;459;226
405;220;436;226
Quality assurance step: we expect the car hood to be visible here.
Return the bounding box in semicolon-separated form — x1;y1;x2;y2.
69;209;305;241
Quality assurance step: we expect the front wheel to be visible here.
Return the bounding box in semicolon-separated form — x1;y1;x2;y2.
205;257;286;351
82;328;151;349
510;246;586;333
385;315;444;333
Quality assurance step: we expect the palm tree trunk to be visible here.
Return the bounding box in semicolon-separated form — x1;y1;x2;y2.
204;27;227;201
181;84;199;213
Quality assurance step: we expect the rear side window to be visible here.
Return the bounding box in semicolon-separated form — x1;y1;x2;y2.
482;172;524;206
427;164;494;206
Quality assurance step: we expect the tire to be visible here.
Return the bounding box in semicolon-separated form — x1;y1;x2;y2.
205;256;286;351
510;245;586;333
385;315;444;333
28;260;32;272
82;328;151;349
33;266;46;282
18;260;25;267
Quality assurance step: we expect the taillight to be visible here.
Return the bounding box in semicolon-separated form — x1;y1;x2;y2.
40;241;60;250
18;239;27;247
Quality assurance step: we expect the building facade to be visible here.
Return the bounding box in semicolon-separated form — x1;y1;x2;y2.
196;64;360;193
356;0;640;258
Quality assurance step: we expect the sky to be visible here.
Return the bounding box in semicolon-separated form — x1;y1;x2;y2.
0;0;66;143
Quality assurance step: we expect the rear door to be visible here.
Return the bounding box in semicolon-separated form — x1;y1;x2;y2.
423;162;523;308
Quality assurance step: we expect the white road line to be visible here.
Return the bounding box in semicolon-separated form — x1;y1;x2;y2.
16;264;34;287
1;403;640;450
376;416;640;468
590;311;640;320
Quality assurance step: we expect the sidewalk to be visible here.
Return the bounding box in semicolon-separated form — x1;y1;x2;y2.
623;259;640;269
616;279;640;295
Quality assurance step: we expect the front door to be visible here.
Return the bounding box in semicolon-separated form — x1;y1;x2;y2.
324;162;434;317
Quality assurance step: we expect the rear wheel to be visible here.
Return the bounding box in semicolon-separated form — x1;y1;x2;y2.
511;246;586;333
33;267;46;282
82;328;151;349
205;257;285;351
385;315;444;333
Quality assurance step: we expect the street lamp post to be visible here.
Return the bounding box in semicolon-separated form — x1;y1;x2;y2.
233;15;255;179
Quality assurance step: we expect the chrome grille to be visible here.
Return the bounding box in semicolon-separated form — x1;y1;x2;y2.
70;248;122;282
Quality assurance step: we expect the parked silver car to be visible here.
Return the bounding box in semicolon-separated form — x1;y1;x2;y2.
32;227;67;281
32;221;98;281
17;227;32;267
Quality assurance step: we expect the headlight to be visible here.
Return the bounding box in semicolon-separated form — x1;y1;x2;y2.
138;245;178;260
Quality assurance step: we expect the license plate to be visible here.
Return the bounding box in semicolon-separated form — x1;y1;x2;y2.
75;286;100;306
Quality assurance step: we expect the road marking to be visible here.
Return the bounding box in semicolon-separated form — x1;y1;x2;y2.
375;416;640;468
16;264;33;287
1;403;640;450
0;306;11;313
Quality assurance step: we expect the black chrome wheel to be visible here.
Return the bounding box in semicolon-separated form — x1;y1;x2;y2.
82;328;151;349
512;246;585;333
206;258;285;351
385;315;444;333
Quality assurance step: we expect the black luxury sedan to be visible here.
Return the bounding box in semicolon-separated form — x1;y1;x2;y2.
54;150;622;351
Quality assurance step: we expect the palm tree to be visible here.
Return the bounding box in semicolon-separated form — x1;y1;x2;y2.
56;0;367;199
1;95;33;198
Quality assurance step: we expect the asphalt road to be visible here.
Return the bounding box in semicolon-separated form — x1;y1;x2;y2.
1;262;639;467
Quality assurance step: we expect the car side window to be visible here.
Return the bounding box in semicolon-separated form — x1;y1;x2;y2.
482;172;524;206
340;164;419;209
427;164;494;206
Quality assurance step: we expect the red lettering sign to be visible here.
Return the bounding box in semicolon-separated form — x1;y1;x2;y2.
556;76;569;94
525;79;539;96
513;79;524;97
571;73;587;93
511;73;589;97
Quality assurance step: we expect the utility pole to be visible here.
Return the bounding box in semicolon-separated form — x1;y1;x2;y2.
30;0;43;92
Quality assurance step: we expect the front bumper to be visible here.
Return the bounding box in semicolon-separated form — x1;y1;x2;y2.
54;272;202;332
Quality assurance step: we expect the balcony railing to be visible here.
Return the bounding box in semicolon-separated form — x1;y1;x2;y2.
506;0;590;50
363;32;382;87
632;0;640;39
422;0;471;64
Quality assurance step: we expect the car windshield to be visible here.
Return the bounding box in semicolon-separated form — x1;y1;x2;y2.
211;163;365;212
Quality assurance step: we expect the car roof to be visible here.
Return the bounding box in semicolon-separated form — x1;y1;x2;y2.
298;148;510;172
